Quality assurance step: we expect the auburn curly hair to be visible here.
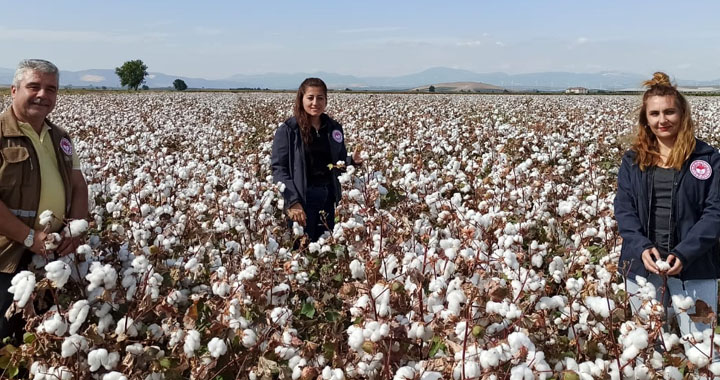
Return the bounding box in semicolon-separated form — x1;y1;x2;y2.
631;72;695;171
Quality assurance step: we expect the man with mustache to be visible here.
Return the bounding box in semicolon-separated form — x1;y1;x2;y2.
0;59;88;341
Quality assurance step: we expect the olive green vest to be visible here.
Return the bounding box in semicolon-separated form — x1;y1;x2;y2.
0;108;74;273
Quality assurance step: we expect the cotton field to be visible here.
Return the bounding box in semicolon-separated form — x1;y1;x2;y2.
2;92;720;380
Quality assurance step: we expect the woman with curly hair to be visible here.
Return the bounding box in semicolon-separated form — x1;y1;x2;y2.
615;72;720;338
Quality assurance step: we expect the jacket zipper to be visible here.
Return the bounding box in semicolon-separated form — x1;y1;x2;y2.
646;167;654;237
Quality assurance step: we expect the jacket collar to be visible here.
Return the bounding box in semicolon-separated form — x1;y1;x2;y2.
691;139;715;157
0;108;23;137
0;107;55;138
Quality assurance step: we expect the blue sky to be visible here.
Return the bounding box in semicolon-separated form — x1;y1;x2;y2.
2;1;719;80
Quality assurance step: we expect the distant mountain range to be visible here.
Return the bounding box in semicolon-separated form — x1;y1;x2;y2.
1;66;718;91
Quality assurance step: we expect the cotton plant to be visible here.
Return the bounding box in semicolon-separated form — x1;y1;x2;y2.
7;93;720;378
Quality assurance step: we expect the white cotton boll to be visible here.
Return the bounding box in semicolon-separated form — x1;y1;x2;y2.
44;232;61;250
39;210;55;227
452;361;480;379
8;270;35;308
64;219;89;237
348;189;363;202
510;364;534;380
103;372;128;380
271;307;292;326
38;311;68;336
208;337;227;358
622;328;648;350
709;363;720;376
98;314;114;334
67;300;90;335
291;222;303;237
371;283;391;317
184;257;199;271
671;295;694;311
686;342;712;367
30;361;47;377
508;332;535;354
349;259;366;279
420;372;443;380
663;366;682;380
557;201;574;216
242;329;257;347
88;348;119;371
126;343;144;355
60;334;88;357
585;296;614;318
45;260;71;288
655;259;671;272
212;281;231;297
184;329;201;357
41;366;72;380
115;317;138;338
86;262;118;291
393;367;416;380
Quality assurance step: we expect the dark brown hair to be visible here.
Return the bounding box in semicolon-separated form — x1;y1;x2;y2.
294;77;327;146
632;72;695;171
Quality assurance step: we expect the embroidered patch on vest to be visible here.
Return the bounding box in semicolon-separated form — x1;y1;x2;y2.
332;130;343;143
60;138;73;156
690;160;712;180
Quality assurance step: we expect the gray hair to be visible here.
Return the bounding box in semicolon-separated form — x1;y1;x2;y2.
13;59;59;87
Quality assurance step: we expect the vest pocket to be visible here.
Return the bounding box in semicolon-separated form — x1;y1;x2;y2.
0;146;30;187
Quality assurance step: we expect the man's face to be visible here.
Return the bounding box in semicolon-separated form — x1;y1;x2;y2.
11;70;59;123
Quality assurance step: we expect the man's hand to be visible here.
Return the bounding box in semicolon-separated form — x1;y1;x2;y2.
29;230;48;255
287;203;306;226
57;234;84;256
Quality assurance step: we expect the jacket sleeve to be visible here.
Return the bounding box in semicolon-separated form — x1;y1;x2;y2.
672;152;720;267
614;154;654;259
271;124;301;209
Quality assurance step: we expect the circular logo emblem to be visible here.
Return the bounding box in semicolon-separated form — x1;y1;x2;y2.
690;160;712;180
60;138;73;156
332;130;343;143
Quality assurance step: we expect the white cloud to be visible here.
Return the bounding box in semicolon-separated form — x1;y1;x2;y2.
496;41;505;47
80;75;104;82
576;37;589;44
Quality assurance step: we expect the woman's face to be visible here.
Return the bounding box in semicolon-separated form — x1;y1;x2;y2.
302;86;326;119
645;95;682;141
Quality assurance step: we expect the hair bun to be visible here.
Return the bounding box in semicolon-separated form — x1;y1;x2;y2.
643;72;673;88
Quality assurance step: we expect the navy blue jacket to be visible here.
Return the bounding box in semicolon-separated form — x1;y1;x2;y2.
271;115;351;209
615;139;720;280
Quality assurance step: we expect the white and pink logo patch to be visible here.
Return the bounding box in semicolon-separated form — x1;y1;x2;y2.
60;138;73;156
332;130;343;143
690;160;712;180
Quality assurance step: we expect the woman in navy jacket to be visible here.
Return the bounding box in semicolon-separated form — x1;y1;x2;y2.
271;78;362;242
615;72;720;337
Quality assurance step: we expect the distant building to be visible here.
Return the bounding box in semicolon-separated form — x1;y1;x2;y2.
565;87;589;94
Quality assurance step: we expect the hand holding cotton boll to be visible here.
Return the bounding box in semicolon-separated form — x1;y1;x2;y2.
57;219;89;256
641;247;683;276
